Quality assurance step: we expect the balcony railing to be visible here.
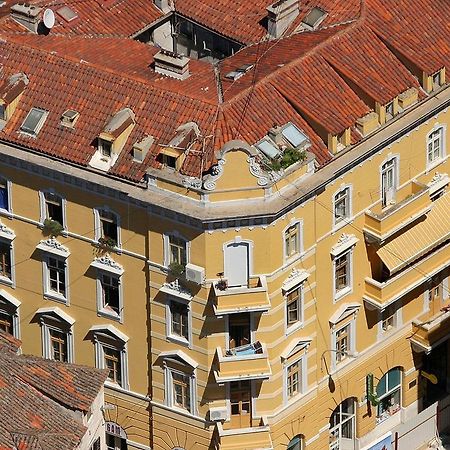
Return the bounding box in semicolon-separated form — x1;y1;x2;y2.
216;418;273;450
363;241;450;309
364;180;430;241
214;342;271;383
411;307;450;353
212;275;270;315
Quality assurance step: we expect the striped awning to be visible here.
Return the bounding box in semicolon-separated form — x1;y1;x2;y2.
377;194;450;274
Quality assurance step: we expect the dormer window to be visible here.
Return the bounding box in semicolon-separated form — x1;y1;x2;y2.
0;72;29;124
99;139;113;158
301;6;326;30
20;108;48;137
432;70;443;90
157;147;184;170
385;101;394;120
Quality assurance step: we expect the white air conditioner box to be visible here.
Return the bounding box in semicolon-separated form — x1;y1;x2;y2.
209;407;228;422
185;263;205;284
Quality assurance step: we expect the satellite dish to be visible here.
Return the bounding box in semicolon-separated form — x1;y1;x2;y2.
43;9;55;29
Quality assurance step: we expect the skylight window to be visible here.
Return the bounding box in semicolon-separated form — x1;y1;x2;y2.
256;138;280;159
56;5;78;22
282;123;307;148
20;108;48;136
302;7;326;29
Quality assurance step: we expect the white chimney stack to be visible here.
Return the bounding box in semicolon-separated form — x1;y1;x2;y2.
267;0;299;39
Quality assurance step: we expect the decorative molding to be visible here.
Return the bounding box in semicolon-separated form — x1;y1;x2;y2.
202;159;226;191
282;268;309;292
91;254;124;275
330;233;359;257
428;172;449;194
0;221;15;240
160;279;193;301
36;236;69;257
182;176;202;190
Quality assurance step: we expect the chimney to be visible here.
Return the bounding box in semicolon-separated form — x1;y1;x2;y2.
267;0;299;39
153;0;171;13
154;50;190;80
11;3;42;33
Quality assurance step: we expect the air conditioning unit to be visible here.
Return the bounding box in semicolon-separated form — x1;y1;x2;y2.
209;407;228;422
185;263;205;284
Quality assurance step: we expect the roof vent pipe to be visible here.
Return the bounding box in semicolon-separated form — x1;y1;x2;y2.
266;0;299;39
10;3;43;33
154;50;190;80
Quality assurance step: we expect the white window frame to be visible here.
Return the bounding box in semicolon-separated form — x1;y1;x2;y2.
380;155;399;208
378;303;401;338
96;269;123;322
0;237;15;287
426;125;446;169
329;398;356;450
0;176;12;215
93;330;129;390
39;190;67;230
164;365;197;415
38;309;75;363
285;284;304;334
0;290;20;339
333;185;352;229
284;355;307;404
19;107;48;136
43;253;69;304
94;207;121;248
331;319;356;371
283;220;303;262
333;249;353;301
163;232;190;267
376;368;402;424
165;296;192;347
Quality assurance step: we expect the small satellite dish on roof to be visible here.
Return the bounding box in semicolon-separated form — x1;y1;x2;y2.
43;8;55;29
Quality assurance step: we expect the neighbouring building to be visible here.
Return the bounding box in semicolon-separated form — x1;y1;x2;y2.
0;0;449;449
0;331;108;450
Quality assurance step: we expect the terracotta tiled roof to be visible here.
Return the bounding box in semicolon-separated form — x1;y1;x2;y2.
2;0;163;36
0;332;107;450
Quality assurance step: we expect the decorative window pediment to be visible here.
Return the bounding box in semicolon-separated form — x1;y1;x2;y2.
329;303;360;326
36;236;69;257
158;349;198;369
330;233;358;257
90;254;123;275
160;279;193;301
35;306;75;326
89;324;129;343
281;338;312;361
0;221;15;240
282;268;309;293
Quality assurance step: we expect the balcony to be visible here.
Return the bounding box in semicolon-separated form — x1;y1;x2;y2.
411;308;450;354
212;275;270;315
214;342;271;383
216;419;273;450
364;180;430;242
363;241;450;309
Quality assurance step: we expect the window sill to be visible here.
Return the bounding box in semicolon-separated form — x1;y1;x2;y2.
426;157;446;173
44;292;68;305
105;380;127;390
0;208;13;219
167;334;190;348
286;321;304;336
334;286;352;302
0;276;13;287
98;308;122;323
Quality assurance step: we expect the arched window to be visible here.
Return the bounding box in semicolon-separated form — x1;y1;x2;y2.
329;398;355;450
376;367;401;423
287;435;303;450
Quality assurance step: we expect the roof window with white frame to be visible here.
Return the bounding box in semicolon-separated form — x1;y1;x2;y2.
20;107;48;136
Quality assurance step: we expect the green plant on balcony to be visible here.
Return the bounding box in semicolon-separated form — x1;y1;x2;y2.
266;147;306;172
43;218;63;237
168;262;185;277
98;236;117;249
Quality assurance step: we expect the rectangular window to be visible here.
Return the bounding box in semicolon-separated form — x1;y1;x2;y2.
20;108;48;136
172;371;191;412
47;256;66;298
427;128;444;165
0;104;5;121
170;300;189;341
169;235;187;265
286;287;301;327
0;178;9;211
335;252;350;293
104;346;122;385
381;158;397;207
287;360;301;399
101;273;120;315
385;101;394;119
335;324;350;363
91;437;101;450
334;188;350;224
381;304;396;332
0;241;12;280
49;328;68;362
99;210;118;245
99;139;112;158
284;224;300;258
44;192;64;226
0;310;13;335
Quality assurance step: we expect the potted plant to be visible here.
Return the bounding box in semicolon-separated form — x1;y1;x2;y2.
168;262;185;277
43;218;63;237
98;236;117;249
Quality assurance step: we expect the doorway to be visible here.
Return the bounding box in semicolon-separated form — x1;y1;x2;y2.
228;314;251;349
230;380;252;428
